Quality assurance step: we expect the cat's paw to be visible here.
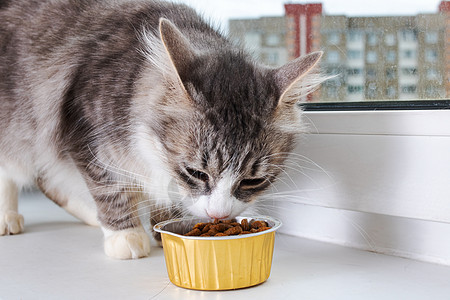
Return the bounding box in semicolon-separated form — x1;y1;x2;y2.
104;228;150;259
0;211;24;235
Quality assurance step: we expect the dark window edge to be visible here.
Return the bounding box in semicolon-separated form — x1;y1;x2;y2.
300;100;450;111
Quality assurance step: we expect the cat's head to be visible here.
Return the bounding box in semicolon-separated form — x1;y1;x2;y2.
138;19;324;219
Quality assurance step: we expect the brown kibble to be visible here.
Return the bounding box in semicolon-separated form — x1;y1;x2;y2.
193;222;207;230
184;219;271;237
201;223;212;233
184;228;201;236
214;223;233;232
240;219;250;231
207;228;219;236
224;225;243;235
251;220;268;229
256;226;271;232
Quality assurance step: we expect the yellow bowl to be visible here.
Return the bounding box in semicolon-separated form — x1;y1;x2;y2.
153;216;282;290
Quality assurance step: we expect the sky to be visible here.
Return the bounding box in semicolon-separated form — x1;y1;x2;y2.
172;0;443;31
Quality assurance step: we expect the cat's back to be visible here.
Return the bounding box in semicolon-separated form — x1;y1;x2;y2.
0;0;226;152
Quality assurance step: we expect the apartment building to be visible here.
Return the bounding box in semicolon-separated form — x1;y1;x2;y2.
228;17;288;67
228;1;448;102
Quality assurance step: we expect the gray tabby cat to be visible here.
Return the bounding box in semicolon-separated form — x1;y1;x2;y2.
0;0;324;259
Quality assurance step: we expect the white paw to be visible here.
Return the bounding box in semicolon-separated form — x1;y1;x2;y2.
104;228;151;259
0;211;24;235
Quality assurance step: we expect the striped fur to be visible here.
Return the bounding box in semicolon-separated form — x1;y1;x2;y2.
0;0;325;259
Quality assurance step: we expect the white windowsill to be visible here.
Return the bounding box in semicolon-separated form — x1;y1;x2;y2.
1;192;450;299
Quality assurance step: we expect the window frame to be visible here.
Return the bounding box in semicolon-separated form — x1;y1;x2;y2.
300;100;450;112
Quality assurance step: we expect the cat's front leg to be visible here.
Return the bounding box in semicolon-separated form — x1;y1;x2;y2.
93;190;150;259
0;173;24;235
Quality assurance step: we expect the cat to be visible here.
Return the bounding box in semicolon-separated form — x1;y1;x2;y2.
0;0;324;259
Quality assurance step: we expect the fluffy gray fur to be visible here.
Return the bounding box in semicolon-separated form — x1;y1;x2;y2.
0;0;324;259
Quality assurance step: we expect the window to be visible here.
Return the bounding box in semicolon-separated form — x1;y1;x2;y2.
386;68;396;80
347;50;363;60
348;30;363;42
401;85;417;94
425;49;438;62
399;29;417;42
401;67;417;76
366;68;376;79
328;32;340;44
367;82;377;98
425;86;440;98
348;85;364;93
265;34;280;46
425;31;438;44
226;1;448;103
325;86;339;99
427;68;439;80
265;51;279;65
366;51;377;63
386;86;396;98
385;33;396;46
327;50;340;63
386;50;396;63
347;68;363;76
401;49;417;59
367;32;377;46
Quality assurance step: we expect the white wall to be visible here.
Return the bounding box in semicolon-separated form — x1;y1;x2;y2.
261;109;450;265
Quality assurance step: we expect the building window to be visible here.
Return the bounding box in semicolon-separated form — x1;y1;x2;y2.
386;86;396;98
367;82;377;98
399;29;417;42
366;68;376;79
366;51;377;63
265;34;281;46
385;33;396;46
327;50;340;63
401;49;417;59
265;51;280;65
386;50;396;63
425;31;438;44
325;86;339;99
367;33;377;46
348;85;364;94
328;32;340;44
401;67;417;76
347;50;363;60
386;68;396;80
426;68;439;80
425;49;438;62
347;68;363;76
401;85;417;93
348;30;363;42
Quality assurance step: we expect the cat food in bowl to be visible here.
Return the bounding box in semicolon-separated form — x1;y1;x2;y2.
153;216;282;290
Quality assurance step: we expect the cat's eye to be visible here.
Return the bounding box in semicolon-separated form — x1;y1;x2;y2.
185;167;209;182
239;178;266;189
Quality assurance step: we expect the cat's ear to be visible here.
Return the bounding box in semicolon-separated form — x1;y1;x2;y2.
272;51;323;106
158;18;195;85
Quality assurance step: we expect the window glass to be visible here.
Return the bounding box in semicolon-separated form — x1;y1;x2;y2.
366;51;377;63
178;0;448;103
425;31;439;43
